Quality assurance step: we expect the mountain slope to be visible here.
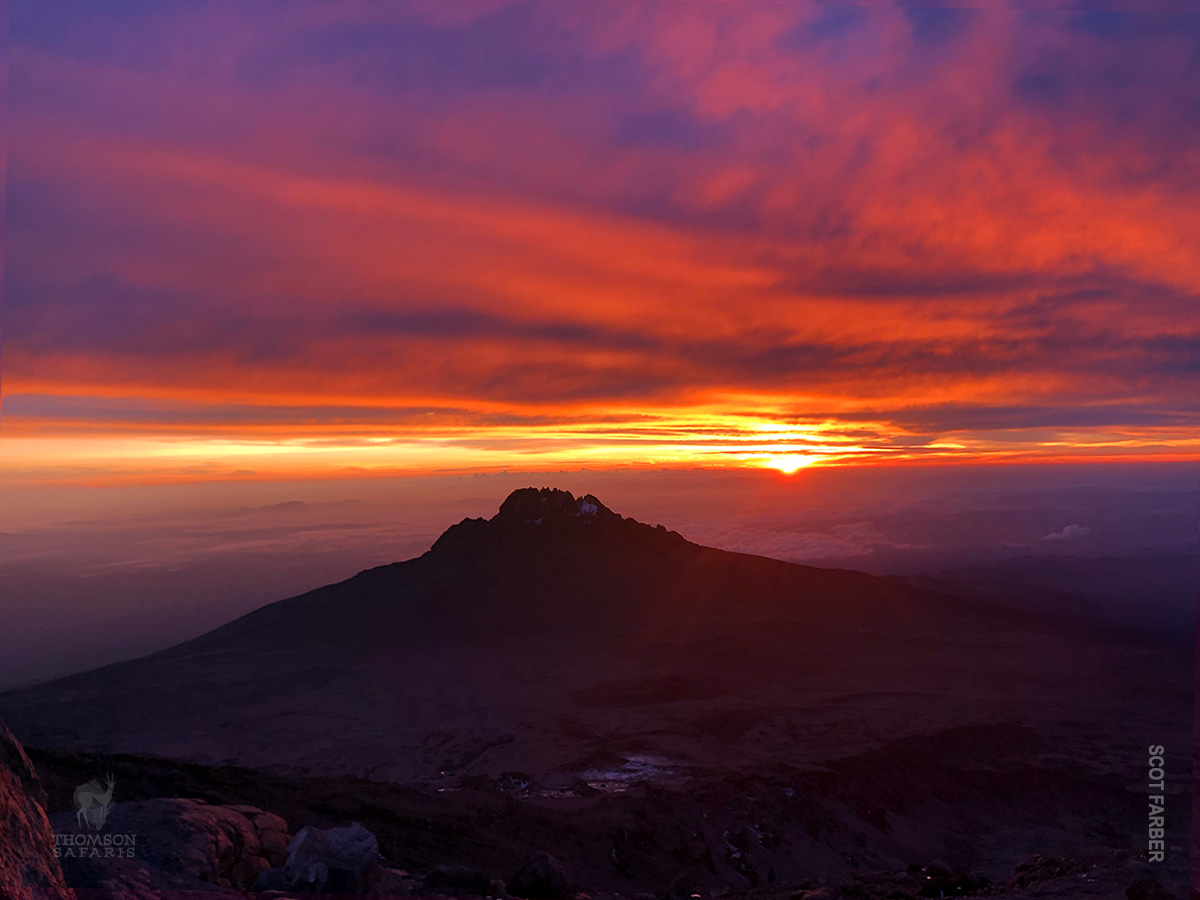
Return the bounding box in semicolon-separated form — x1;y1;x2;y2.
0;488;1182;784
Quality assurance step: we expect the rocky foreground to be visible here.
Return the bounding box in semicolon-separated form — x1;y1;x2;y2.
0;721;71;900
7;724;1190;900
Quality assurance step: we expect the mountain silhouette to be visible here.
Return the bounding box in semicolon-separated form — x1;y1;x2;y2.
0;488;1152;783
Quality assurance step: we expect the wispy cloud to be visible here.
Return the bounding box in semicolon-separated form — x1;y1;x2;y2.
1043;523;1092;541
4;1;1199;480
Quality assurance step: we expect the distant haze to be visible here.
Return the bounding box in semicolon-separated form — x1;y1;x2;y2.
0;461;1195;689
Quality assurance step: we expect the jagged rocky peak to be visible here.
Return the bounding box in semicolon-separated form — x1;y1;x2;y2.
429;488;652;556
494;488;617;526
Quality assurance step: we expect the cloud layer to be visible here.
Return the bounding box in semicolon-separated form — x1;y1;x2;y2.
2;460;1196;686
4;1;1199;481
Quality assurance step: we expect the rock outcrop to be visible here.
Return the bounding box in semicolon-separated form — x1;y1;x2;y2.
0;719;71;900
253;822;380;894
50;797;288;892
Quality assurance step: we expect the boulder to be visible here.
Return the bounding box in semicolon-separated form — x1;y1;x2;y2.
253;811;289;834
507;852;573;899
0;719;72;900
254;822;380;894
259;828;290;867
50;796;287;892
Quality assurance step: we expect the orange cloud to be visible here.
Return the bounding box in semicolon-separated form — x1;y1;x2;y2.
4;1;1198;483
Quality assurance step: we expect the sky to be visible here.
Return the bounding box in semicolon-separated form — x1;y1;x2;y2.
1;2;1198;684
2;0;1199;485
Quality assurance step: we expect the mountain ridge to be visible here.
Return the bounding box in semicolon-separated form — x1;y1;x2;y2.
141;487;946;662
0;487;1180;787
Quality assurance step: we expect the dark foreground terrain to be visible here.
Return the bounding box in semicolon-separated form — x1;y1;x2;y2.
0;489;1193;898
25;722;1191;899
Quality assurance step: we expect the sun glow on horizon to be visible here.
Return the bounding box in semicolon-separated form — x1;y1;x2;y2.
761;454;819;475
2;399;1198;489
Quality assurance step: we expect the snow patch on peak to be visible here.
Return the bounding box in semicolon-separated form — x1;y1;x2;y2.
492;487;617;527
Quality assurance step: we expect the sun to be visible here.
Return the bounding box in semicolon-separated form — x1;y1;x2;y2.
763;453;816;474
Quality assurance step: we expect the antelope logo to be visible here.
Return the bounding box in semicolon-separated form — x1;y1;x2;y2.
73;774;116;830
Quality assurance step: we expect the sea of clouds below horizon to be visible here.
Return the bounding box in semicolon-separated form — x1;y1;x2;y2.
0;462;1195;688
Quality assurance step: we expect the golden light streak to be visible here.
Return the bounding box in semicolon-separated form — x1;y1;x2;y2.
3;402;1197;489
